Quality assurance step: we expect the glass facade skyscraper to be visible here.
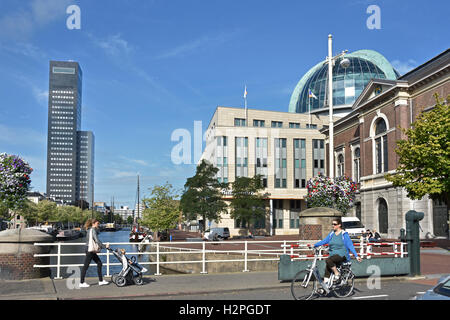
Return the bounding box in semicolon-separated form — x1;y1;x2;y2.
46;61;94;206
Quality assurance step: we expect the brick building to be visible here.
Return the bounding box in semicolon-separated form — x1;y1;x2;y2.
321;49;450;239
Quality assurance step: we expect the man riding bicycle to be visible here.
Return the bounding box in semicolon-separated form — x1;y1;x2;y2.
314;217;362;286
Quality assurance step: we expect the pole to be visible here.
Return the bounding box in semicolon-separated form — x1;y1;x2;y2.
328;34;334;179
244;85;248;127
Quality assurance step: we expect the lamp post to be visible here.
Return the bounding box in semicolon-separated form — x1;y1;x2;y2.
326;34;348;179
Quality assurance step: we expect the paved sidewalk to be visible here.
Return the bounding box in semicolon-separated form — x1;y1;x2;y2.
1;248;448;300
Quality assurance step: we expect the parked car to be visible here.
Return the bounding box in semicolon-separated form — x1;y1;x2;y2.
203;227;230;241
415;275;450;300
342;217;366;239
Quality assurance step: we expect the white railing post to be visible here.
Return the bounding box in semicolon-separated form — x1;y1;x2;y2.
55;242;62;280
243;241;249;272
106;249;110;277
155;242;162;276
367;244;372;260
283;240;287;255
359;236;364;259
400;242;405;258
394;243;398;258
200;241;207;274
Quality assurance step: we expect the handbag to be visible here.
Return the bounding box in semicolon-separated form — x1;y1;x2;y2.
88;228;101;253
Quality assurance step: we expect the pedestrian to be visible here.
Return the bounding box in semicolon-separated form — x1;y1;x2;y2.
79;218;110;288
369;228;381;242
314;218;362;286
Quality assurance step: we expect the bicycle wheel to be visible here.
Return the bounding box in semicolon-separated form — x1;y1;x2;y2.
291;270;317;300
333;270;355;298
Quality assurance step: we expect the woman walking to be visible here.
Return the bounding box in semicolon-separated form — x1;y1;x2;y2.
80;219;110;288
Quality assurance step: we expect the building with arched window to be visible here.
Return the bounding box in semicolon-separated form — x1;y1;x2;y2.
322;49;450;239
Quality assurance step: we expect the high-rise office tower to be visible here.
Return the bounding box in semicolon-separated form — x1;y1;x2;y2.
77;131;95;206
46;61;95;206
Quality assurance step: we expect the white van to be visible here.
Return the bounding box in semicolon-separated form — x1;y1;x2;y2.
342;217;365;239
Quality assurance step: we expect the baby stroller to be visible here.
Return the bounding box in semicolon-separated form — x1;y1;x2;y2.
107;248;147;287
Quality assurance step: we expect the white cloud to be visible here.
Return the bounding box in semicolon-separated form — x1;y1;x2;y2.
0;0;71;39
391;59;418;76
0;124;46;147
91;33;134;57
156;29;240;59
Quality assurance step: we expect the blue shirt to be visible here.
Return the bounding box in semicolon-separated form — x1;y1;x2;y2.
314;230;359;261
328;231;347;258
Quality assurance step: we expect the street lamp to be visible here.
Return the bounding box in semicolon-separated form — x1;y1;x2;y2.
326;34;348;179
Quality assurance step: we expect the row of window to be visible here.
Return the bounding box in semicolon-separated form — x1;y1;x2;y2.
52;90;74;94
234;118;320;129
51;126;73;130
51;137;73;141
51;100;74;104
215;136;324;189
52;105;74;110
51;147;73;151
52;95;74;100
52;116;74;120
50;142;73;146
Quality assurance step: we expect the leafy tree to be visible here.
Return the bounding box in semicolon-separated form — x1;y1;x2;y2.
127;215;134;225
18;200;38;226
36;200;58;223
229;175;267;234
180;160;228;232
385;94;450;209
141;182;180;240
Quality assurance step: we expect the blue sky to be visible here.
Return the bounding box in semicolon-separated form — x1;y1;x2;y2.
0;0;448;208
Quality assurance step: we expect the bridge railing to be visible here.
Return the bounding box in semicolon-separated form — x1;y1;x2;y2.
33;239;407;279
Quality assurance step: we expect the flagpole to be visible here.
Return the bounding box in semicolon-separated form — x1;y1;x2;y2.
309;94;311;127
244;85;248;127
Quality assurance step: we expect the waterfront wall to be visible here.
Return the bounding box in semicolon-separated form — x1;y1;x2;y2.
0;229;54;280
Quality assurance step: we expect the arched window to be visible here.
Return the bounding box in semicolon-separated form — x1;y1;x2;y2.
337;154;344;177
353;147;361;182
374;118;388;174
378;198;388;234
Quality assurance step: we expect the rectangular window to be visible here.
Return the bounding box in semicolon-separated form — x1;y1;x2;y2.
52;67;76;74
313;139;325;177
235;137;248;178
253;120;265;127
216;136;228;183
294;139;306;189
271;121;283;128
255;137;268;188
289;122;300;128
275;138;287;188
234;118;247;127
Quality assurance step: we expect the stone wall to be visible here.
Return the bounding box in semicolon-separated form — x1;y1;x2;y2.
0;229;54;280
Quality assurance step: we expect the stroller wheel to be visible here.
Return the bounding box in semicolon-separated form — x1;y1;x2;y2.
111;274;118;284
133;274;144;286
115;276;127;287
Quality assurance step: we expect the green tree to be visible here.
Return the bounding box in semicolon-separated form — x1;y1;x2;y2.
229;175;268;234
141;182;180;240
127;215;134;225
180;160;228;232
36;200;58;223
18;200;38;226
385;94;450;209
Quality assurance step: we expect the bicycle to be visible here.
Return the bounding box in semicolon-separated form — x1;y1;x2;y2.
290;246;355;300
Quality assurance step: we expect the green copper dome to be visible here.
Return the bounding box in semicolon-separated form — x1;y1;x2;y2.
289;50;399;114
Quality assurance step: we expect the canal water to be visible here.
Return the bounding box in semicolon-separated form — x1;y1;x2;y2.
49;228;155;279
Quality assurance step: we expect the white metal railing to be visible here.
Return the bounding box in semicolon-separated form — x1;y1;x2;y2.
33;240;305;279
33;239;408;279
285;238;408;260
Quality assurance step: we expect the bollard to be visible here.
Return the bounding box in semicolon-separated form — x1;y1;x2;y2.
405;210;424;277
